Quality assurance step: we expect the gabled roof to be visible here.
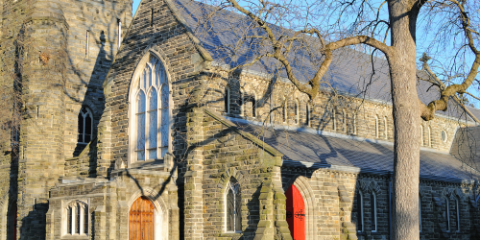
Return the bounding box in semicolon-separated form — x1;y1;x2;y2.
231;118;480;182
173;0;480;122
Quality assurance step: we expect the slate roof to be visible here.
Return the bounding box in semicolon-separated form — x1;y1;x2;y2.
230;118;480;182
173;0;480;121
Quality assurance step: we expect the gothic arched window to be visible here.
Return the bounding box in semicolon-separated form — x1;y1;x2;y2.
225;87;231;114
356;190;364;233
65;201;88;236
133;55;169;161
226;179;242;233
371;192;377;233
78;107;93;144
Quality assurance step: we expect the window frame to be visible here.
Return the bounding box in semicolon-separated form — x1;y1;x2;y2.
357;190;364;233
225;180;242;233
78;107;94;144
374;115;379;138
455;196;460;233
445;197;451;232
128;52;172;165
64;201;89;236
371;192;377;233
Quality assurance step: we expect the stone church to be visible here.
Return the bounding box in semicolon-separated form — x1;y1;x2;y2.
1;0;480;239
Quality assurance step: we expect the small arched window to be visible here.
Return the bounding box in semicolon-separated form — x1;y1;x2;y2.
226;179;242;233
371;192;377;233
133;55;169;161
66;201;88;236
343;110;347;133
224;87;231;114
78;107;93;144
356;190;364;233
252;95;257;118
282;98;287;123
353;113;357;135
374;115;379;138
384;116;388;139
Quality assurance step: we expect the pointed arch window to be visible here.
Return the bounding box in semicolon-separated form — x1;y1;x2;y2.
343;110;347;133
306;103;310;127
226;179;242;233
356;190;364;233
455;196;460;232
428;126;432;147
78;107;93;144
371;192;377;233
420;125;424;146
65;201;88;236
332;109;336;131
374;115;379;138
134;55;169;161
283;98;287;123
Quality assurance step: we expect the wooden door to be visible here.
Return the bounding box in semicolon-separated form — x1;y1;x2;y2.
286;185;305;240
129;197;154;240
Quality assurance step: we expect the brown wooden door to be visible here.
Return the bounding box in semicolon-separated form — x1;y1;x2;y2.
129;197;154;240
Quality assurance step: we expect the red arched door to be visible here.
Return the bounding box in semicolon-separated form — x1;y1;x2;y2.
129;197;154;240
286;185;305;240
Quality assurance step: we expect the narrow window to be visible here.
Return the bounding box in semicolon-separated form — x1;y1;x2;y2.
357;191;364;233
419;195;422;233
375;115;379;138
36;105;39;119
455;197;460;232
226;179;242;232
353;113;357;135
384;116;388;139
428;126;432;147
420;125;424;146
67;206;72;234
224;87;230;114
371;192;377;233
343;110;347;133
306;103;310;126
252;95;257;118
151;9;154;27
282;98;287;123
86;31;89;56
117;19;122;49
240;92;244;116
84;206;88;234
332;109;336;131
76;203;81;234
78;107;93;144
295;100;299;125
445;198;450;232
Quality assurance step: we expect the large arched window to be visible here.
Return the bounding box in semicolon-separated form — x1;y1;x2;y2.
226;178;242;233
133;55;169;161
78;107;93;144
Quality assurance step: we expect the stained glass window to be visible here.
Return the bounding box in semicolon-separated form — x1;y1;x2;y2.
134;55;169;161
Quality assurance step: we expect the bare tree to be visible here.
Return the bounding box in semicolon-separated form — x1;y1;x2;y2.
186;0;480;239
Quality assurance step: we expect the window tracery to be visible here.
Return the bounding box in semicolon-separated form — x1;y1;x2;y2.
133;55;169;161
78;107;93;144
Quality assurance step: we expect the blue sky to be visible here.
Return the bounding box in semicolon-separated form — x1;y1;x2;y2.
133;0;141;15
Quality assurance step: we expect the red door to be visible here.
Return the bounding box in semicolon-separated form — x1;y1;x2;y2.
129;197;154;240
286;185;305;240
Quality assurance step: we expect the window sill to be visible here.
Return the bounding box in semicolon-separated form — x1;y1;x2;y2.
129;159;164;169
218;232;242;238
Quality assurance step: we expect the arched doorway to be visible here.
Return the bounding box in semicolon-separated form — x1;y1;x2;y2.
286;185;305;240
129;197;154;240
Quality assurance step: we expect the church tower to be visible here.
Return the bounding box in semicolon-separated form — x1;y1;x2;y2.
0;0;132;239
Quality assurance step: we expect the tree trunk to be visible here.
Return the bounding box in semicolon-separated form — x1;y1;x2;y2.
388;0;421;239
